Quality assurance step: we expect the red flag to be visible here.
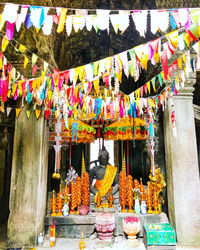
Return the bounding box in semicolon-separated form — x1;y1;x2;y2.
54;68;59;80
103;75;109;87
32;64;38;76
172;60;178;71
151;38;160;53
29;80;33;92
140;86;143;98
64;70;70;85
144;84;148;95
45;110;50;120
161;50;168;80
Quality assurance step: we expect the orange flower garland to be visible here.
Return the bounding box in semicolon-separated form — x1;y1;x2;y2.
70;180;77;214
81;153;90;207
127;175;134;213
76;176;82;214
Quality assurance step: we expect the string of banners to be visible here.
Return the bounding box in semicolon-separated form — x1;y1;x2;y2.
0;20;199;91
1;3;200;40
0;39;200;126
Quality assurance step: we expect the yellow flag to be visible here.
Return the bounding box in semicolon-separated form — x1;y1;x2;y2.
16;108;21;118
94;62;99;76
135;89;140;99
18;44;26;53
147;81;151;94
48;90;52;101
182;54;186;64
24;56;29;68
2;37;9;52
0;57;2;70
43;61;48;72
167;30;178;49
26;110;31;119
32;53;38;65
0;15;5;31
7;89;11;98
32;79;37;91
36;78;42;90
12;84;17;96
74;85;79;98
55;110;58;119
161;71;165;80
141;54;148;70
35;110;41;119
57;8;68;33
115;70;122;83
177;57;182;69
154;52;160;63
93;79;99;94
183;33;192;47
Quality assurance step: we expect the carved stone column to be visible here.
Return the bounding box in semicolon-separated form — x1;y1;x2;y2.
163;71;200;245
7;106;49;248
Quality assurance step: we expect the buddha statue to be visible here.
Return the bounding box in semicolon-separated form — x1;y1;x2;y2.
89;146;118;207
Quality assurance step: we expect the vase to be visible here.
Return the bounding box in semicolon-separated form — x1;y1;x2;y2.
122;217;140;247
62;203;69;217
134;199;140;214
79;206;89;215
141;201;147;215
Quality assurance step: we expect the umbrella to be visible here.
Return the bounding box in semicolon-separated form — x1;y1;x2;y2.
104;117;147;141
49;117;96;144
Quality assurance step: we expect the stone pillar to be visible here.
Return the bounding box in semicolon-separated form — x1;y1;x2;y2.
7;106;48;248
163;72;200;245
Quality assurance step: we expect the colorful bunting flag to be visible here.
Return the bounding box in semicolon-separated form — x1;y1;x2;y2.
15;108;21;118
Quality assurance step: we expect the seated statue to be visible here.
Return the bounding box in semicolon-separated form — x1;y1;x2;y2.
89;146;118;208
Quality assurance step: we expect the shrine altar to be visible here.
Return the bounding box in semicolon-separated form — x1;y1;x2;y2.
45;212;169;239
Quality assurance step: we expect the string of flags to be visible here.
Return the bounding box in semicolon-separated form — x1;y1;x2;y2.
0;19;198;94
0;4;200;124
0;39;199;123
0;3;200;40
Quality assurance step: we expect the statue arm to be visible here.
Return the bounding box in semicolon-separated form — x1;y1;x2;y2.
89;167;98;195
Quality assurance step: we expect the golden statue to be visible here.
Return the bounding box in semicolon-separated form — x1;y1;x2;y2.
149;167;166;213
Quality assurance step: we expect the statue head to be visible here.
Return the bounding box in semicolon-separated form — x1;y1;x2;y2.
99;146;109;166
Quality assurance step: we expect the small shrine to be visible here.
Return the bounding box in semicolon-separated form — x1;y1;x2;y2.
0;1;199;249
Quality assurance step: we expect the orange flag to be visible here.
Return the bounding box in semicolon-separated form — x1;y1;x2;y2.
35;110;41;119
15;108;21;118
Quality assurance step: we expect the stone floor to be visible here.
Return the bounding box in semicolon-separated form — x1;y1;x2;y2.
1;223;200;250
37;237;200;250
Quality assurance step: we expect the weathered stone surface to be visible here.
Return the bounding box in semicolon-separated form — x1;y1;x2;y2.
7;105;49;248
45;212;168;238
163;78;200;246
45;214;96;238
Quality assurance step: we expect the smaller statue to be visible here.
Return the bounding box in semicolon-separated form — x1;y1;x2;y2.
133;179;140;214
149;167;166;213
79;232;85;250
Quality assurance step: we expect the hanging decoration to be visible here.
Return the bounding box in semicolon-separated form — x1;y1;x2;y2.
49;117;96;144
0;2;198;39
